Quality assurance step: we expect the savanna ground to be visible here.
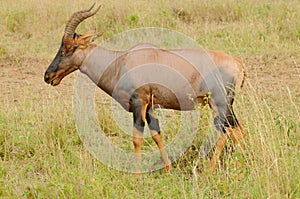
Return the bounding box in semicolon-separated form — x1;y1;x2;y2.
0;0;299;198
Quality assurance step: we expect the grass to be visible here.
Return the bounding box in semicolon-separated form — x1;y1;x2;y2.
0;0;299;198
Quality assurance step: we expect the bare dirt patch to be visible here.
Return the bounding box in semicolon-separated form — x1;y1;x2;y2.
243;54;300;105
0;56;76;104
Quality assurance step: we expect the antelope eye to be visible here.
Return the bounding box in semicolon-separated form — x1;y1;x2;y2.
61;45;71;56
61;49;66;56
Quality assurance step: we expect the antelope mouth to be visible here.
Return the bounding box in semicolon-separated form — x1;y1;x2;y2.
50;77;62;86
45;75;62;86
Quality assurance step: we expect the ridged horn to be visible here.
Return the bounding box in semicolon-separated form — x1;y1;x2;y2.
64;3;101;38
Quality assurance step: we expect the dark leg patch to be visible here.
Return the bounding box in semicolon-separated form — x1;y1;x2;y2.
214;116;226;133
225;112;239;128
207;67;240;133
134;122;145;133
213;112;239;134
146;112;161;134
130;93;145;133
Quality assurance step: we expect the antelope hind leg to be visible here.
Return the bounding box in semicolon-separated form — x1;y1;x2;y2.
227;123;245;168
210;132;229;172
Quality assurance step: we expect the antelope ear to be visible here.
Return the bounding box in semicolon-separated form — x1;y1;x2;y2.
76;30;103;49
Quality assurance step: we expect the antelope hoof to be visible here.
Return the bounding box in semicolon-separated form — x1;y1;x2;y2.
162;164;173;176
134;171;143;181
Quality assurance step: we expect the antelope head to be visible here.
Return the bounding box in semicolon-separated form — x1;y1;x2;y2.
44;3;101;86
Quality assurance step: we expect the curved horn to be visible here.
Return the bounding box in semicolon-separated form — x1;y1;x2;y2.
64;3;101;38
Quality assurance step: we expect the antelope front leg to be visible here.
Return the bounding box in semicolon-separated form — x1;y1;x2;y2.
151;132;172;175
131;97;147;179
132;127;144;179
146;111;172;175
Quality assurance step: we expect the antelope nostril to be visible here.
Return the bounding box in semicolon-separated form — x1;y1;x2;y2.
44;74;50;82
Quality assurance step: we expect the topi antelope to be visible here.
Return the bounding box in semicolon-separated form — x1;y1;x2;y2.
44;3;246;177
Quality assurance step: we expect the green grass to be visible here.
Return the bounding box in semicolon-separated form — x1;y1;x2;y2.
0;0;299;198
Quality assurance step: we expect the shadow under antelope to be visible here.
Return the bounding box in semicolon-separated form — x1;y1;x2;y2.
44;3;247;178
